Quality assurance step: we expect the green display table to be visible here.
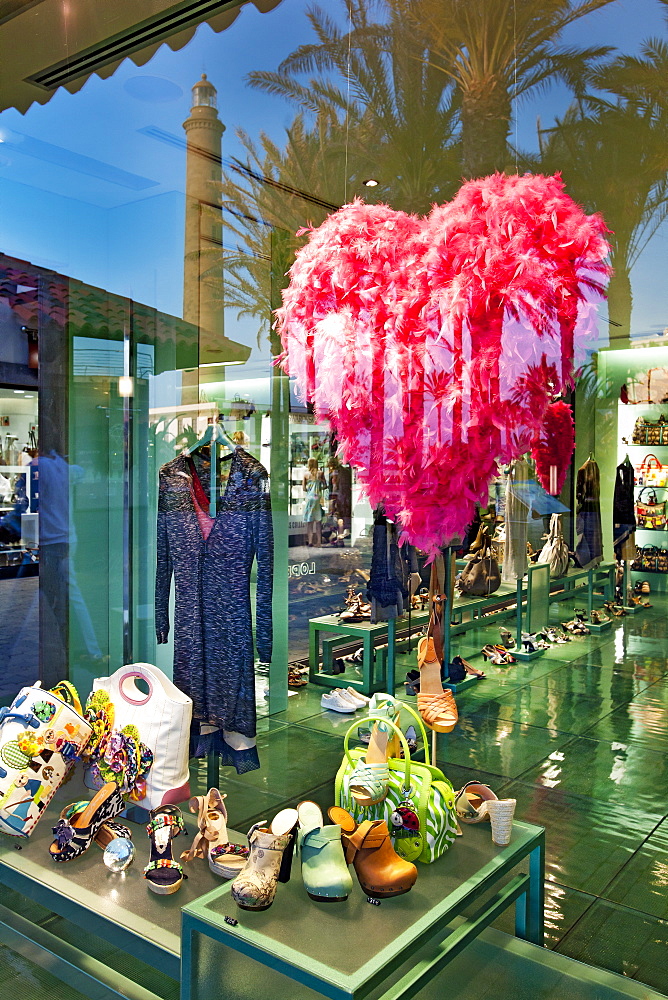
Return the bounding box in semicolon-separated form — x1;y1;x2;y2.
181;819;545;1000
309;614;405;696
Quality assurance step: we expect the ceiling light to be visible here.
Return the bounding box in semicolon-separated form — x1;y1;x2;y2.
13;390;24;394
363;178;378;187
118;376;134;397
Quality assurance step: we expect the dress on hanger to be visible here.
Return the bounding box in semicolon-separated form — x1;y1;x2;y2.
575;457;603;570
613;460;636;560
155;448;273;774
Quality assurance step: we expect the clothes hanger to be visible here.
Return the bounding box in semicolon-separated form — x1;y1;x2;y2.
187;420;237;516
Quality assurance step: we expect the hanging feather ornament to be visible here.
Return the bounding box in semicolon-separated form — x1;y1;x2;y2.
276;173;610;558
531;400;575;496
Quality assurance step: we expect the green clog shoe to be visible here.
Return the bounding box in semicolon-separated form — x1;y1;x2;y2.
297;800;354;902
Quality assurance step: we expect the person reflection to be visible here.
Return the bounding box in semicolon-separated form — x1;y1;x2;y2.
37;448;104;666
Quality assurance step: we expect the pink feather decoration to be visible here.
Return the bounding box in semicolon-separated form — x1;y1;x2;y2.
531;400;575;496
276;173;610;557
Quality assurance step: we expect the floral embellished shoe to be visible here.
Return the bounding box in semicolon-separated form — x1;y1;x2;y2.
59;800;132;850
231;808;298;911
181;789;249;880
50;782;125;863
143;805;188;895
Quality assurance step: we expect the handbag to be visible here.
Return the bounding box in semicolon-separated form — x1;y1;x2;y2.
635;487;667;529
635;454;668;488
640;544;659;572
631;415;668;446
0;680;92;838
537;512;570;578
334;704;459;864
85;663;192;811
458;534;501;596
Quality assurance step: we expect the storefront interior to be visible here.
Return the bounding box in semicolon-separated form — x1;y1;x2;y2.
0;0;667;998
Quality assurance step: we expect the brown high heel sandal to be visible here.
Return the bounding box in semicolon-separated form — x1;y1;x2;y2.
416;597;458;733
328;807;417;898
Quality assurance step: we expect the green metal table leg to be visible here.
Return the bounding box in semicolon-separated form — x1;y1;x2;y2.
527;838;545;946
181;913;194;1000
387;618;396;695
309;622;319;681
516;577;523;649
363;632;374;695
587;568;594;617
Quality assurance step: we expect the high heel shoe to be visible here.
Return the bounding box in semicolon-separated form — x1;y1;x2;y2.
454;781;498;823
487;798;516;846
50;782;125;863
417;632;458;733
59;800;132;850
328;807;417;899
481;644;515;665
143;805;188;894
231;808;298;911
405;670;420;695
450;655;485;680
498;627;515;648
348;694;399;806
296;801;353;902
181;789;249;880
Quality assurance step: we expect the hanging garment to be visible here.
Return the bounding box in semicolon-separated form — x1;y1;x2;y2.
575;458;603;571
155;448;273;774
613;460;636;560
367;506;416;622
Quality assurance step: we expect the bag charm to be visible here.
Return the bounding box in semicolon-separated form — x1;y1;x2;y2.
391;791;423;862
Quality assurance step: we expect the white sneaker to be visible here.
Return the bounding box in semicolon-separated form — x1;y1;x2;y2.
344;687;370;707
321;690;357;713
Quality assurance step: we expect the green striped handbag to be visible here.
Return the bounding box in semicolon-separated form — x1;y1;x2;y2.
334;704;458;864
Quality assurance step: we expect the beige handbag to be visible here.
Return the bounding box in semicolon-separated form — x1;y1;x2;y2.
458;536;501;596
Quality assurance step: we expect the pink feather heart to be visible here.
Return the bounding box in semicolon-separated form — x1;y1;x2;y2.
276;173;610;557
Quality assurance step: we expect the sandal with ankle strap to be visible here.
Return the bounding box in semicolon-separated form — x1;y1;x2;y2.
181;789;249;880
144;805;188;894
50;782;125;863
348;694;400;806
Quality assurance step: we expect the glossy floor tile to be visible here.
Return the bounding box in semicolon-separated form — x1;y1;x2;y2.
602;818;668;920
502;779;660;894
556;899;668;994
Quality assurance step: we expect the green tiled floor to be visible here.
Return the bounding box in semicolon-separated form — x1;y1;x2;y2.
3;595;668;999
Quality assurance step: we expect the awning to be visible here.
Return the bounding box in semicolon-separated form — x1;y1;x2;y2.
0;0;284;115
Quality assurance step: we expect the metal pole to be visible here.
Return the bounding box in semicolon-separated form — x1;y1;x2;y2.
122;308;134;665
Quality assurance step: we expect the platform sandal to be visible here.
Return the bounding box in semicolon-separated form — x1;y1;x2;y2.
181;789;249;880
143;805;188;894
416;646;458;734
454;781;499;823
59;800;132;851
498;627;515;648
50;782;125;863
348;694;400;806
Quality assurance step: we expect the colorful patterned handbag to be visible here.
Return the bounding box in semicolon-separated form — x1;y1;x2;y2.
0;681;92;838
334;704;458;864
636;488;667;529
635;454;668;488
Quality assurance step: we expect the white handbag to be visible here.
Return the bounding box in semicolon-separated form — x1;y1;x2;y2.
88;663;192;811
0;681;92;838
538;513;570;579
